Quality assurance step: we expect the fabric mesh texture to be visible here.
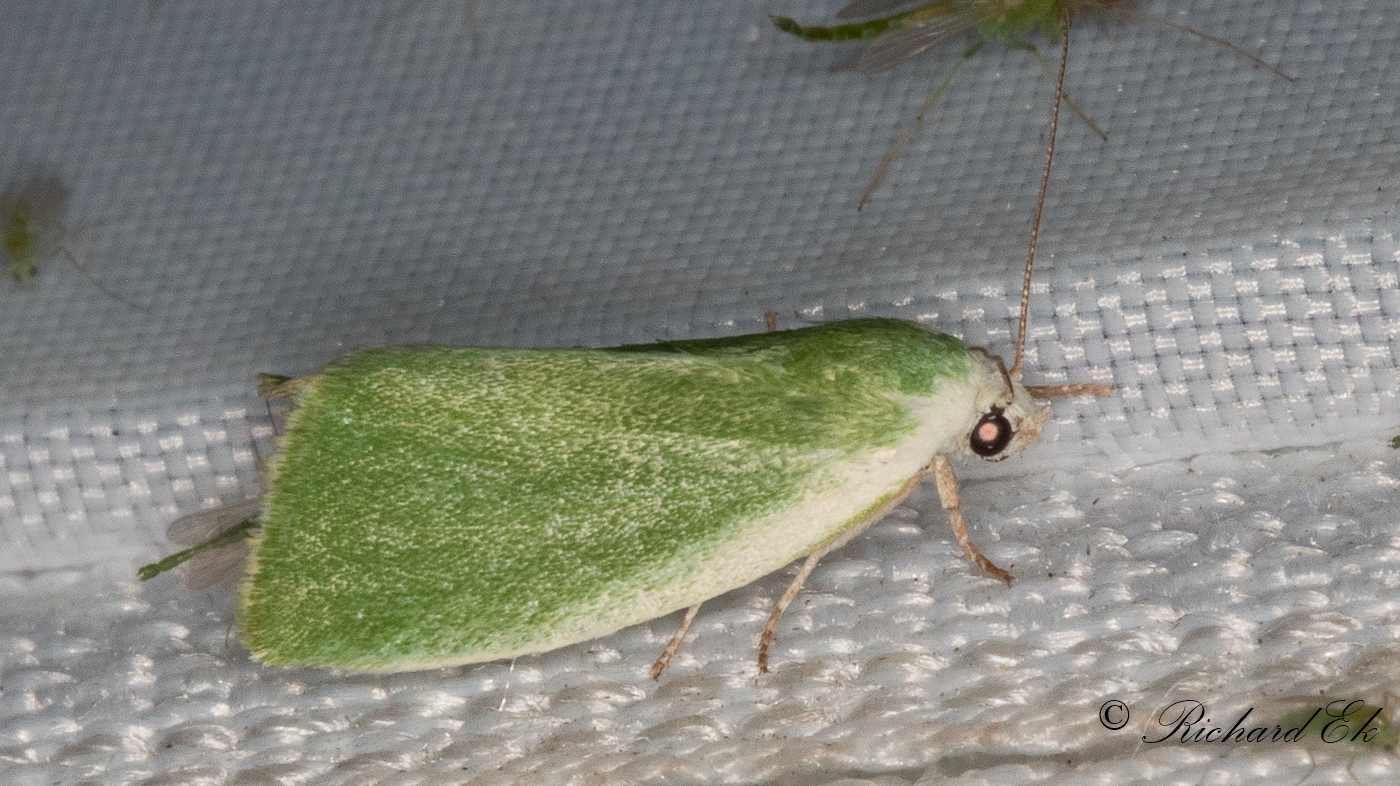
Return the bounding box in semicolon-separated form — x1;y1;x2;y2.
2;0;1399;784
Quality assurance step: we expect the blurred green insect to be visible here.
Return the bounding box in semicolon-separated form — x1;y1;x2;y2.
771;0;1291;209
0;176;149;310
1;177;68;282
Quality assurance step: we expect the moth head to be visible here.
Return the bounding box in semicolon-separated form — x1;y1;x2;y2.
964;348;1051;462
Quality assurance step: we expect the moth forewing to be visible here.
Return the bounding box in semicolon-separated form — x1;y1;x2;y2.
230;321;1043;672
136;315;1086;675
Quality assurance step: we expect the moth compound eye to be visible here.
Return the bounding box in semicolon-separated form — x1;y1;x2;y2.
969;408;1013;457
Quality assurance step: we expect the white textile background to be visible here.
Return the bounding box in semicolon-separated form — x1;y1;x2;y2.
1;0;1399;784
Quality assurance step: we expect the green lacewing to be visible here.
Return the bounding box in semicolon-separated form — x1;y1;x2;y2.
770;0;1291;208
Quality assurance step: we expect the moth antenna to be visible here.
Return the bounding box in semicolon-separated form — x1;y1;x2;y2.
1025;382;1112;399
1128;10;1293;82
1011;10;1071;378
858;51;973;211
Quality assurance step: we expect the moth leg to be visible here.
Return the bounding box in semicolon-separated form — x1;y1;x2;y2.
932;454;1013;584
649;603;702;680
751;465;938;673
757;549;827;673
1025;382;1112;399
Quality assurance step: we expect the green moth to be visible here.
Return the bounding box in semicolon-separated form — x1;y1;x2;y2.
770;0;1291;208
139;315;1106;675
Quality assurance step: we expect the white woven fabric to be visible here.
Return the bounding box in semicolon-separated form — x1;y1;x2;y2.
2;0;1399;784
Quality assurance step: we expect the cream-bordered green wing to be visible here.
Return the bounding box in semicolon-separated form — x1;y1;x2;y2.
235;319;1024;671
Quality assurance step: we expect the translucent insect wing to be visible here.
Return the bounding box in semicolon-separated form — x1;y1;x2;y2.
182;543;253;590
163;497;263;589
166;497;262;546
237;319;1001;671
847;13;979;73
841;0;1082;74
